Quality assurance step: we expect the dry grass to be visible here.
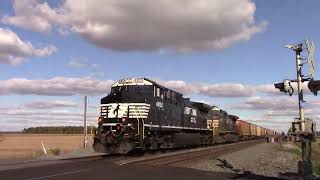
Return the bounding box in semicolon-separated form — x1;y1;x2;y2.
0;134;93;160
312;138;320;175
312;138;320;159
0;134;5;142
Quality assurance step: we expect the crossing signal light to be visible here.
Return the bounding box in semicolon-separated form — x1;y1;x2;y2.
274;79;294;96
308;79;320;96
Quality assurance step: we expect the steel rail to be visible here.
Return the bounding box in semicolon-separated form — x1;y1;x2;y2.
126;139;264;166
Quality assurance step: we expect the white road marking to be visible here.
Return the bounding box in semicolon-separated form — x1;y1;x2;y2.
26;168;91;180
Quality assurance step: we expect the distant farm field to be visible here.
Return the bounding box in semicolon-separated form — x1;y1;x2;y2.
0;134;93;160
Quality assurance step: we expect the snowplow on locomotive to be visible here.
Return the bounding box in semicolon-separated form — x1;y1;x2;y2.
93;78;275;154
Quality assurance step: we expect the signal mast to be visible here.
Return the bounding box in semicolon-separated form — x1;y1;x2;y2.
274;38;319;176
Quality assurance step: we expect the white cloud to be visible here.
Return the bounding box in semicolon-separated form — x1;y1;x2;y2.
67;58;86;68
233;96;320;132
233;96;297;110
0;110;99;131
0;77;309;98
0;77;256;97
159;80;254;97
0;76;315;99
0;100;99;131
233;96;320;117
67;58;100;70
0;27;57;65
2;0;63;33
0;77;114;96
23;100;78;109
160;81;315;97
265;108;320;118
3;0;266;52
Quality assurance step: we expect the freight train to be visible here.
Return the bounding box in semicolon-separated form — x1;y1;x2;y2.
93;78;276;154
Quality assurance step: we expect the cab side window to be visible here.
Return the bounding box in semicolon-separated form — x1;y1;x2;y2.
156;87;160;97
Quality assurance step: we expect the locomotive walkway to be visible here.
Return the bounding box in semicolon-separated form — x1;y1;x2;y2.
0;140;287;180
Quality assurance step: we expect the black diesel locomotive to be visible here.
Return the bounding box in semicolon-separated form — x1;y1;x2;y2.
93;78;239;154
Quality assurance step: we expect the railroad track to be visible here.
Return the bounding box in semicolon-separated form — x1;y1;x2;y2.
116;139;264;166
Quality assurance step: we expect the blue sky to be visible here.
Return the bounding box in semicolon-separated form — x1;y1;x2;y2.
0;0;319;132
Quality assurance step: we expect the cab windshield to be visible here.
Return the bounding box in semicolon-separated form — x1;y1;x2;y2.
111;85;153;96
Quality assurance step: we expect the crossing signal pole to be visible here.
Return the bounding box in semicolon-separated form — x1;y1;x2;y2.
274;39;319;176
288;44;305;131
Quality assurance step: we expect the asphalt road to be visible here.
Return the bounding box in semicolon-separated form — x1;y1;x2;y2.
0;157;283;180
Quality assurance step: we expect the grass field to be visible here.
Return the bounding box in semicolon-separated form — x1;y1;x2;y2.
312;138;320;175
0;134;94;160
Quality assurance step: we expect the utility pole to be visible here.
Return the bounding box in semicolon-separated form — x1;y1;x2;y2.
83;96;88;148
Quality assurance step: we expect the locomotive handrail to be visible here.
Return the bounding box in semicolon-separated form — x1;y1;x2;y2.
127;105;139;137
131;105;145;140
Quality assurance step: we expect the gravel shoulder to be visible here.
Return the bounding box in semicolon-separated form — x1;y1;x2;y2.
178;142;301;178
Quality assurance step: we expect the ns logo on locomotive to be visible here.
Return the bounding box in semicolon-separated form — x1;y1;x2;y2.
93;78;275;154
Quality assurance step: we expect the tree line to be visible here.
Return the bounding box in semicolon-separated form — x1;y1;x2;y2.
22;126;96;134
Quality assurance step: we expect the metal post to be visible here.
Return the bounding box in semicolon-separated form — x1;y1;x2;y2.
294;45;305;131
293;44;313;176
299;139;313;175
83;96;88;148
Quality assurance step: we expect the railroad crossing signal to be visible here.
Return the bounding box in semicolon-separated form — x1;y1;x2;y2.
275;38;319;176
274;79;294;96
307;79;320;96
275;39;320;97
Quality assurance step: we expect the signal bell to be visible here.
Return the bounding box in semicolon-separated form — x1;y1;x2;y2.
308;79;320;96
274;79;294;96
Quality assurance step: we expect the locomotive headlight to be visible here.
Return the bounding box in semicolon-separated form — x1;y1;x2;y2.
122;118;126;122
